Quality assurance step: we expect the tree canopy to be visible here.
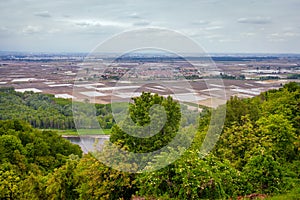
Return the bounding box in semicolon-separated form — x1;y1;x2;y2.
0;82;299;199
0;87;114;129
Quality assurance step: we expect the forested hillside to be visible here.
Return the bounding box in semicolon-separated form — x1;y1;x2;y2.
0;120;82;199
0;82;299;199
135;82;300;199
0;87;114;129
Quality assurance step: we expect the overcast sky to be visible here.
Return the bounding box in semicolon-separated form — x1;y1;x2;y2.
1;0;300;53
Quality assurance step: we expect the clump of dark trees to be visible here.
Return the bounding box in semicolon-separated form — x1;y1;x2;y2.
0;87;114;129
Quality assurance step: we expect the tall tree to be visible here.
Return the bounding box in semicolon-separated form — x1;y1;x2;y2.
110;92;181;153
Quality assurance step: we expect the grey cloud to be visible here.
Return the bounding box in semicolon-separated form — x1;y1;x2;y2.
133;21;151;26
0;0;299;53
22;25;41;34
237;17;271;24
0;26;10;32
0;26;14;37
74;21;93;27
62;14;71;18
204;26;222;31
34;11;51;18
70;19;131;28
268;31;300;41
191;20;210;26
128;12;141;19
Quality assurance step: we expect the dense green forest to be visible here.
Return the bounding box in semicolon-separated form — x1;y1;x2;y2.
0;120;82;199
0;82;299;199
0;87;114;130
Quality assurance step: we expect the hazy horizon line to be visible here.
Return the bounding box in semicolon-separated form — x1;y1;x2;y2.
1;50;300;56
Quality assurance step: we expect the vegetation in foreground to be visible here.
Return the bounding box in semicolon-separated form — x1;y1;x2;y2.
0;82;299;199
